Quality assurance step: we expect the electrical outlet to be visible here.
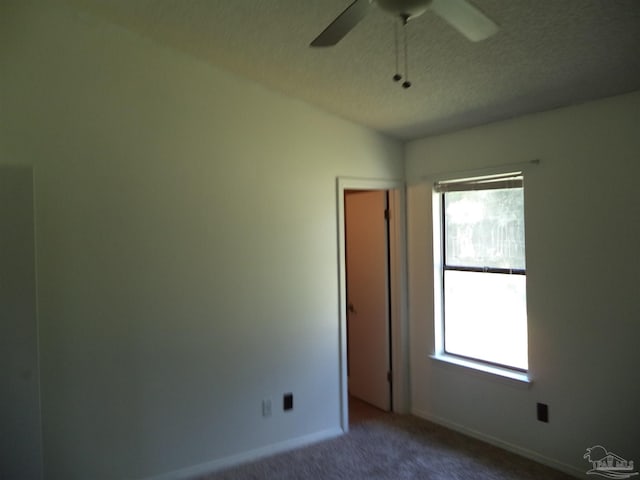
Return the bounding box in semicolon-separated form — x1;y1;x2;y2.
262;398;272;418
283;393;293;411
537;402;549;423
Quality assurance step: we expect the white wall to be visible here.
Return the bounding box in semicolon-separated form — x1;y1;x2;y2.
0;2;403;479
406;91;640;476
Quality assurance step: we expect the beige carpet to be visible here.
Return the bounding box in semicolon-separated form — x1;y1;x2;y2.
197;400;575;480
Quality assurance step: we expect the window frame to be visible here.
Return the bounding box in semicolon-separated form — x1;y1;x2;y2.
431;171;530;382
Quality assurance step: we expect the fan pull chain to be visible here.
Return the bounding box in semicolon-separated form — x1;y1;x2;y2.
393;20;402;83
392;16;412;89
401;15;411;89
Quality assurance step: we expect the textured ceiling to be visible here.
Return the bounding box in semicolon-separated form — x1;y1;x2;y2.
66;0;640;140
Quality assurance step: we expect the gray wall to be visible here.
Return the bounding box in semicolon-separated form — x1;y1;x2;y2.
406;91;640;476
1;2;403;479
0;167;42;480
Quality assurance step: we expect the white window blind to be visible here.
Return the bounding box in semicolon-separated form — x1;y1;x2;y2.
434;172;523;193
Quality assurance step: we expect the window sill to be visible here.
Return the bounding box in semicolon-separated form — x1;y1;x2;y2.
429;353;532;388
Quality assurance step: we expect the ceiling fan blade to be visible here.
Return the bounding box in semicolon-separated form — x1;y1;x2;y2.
310;0;372;47
430;0;498;42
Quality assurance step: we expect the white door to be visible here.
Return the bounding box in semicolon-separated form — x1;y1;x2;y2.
345;190;390;411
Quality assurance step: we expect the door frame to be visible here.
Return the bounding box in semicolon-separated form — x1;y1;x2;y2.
336;177;409;432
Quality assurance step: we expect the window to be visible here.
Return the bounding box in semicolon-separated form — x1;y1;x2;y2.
435;172;528;372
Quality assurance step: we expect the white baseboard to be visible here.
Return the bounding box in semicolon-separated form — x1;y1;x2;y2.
141;427;344;480
411;409;584;479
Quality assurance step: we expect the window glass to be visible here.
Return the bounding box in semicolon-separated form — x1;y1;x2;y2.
438;177;528;372
445;188;525;270
444;270;528;370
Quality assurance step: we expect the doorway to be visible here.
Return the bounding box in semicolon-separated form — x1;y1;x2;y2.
344;189;392;414
336;177;408;432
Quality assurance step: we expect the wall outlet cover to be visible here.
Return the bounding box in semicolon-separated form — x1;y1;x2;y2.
262;399;272;418
537;402;549;423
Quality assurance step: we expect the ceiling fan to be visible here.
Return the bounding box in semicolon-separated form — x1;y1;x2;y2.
310;0;499;87
310;0;499;47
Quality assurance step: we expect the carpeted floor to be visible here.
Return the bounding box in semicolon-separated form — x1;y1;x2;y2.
197;398;576;480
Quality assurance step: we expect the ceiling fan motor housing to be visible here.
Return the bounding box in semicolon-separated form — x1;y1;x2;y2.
376;0;433;19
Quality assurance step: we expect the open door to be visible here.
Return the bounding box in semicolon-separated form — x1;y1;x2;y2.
344;190;391;412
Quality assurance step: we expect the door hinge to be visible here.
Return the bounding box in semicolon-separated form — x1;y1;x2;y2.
384;209;390;221
387;371;392;383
